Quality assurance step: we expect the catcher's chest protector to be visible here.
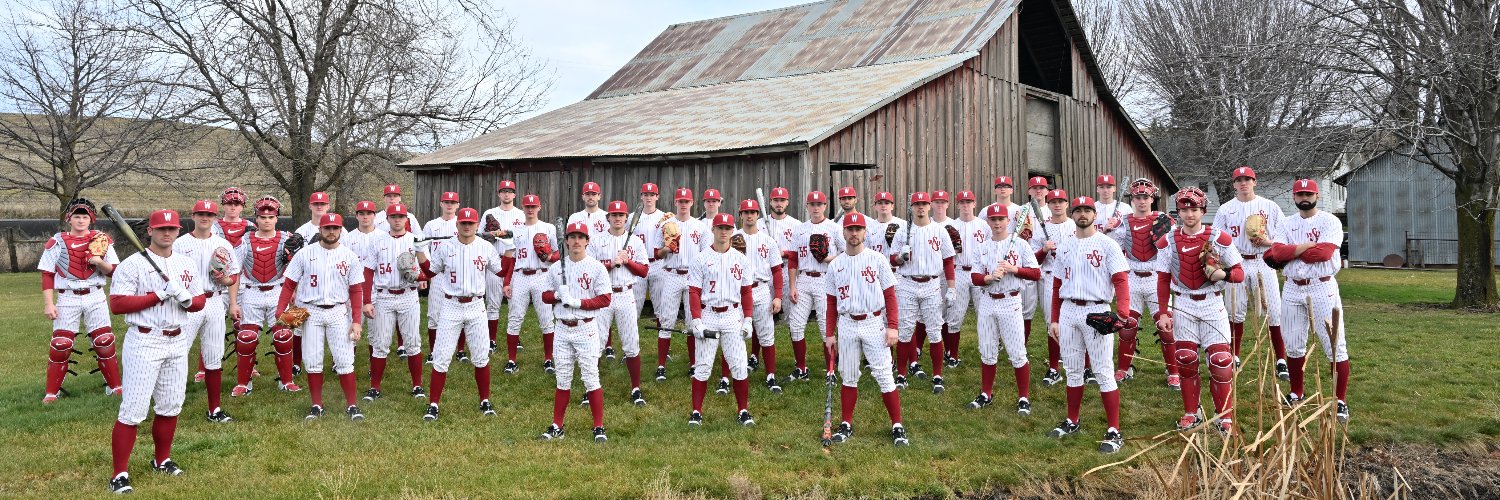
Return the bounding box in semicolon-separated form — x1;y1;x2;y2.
247;233;284;283
1170;229;1212;290
55;231;102;279
219;219;249;246
1126;214;1160;262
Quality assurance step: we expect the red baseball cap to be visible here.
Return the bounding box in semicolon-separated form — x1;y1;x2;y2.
497;180;517;191
191;200;218;215
994;176;1014;187
1233;166;1257;180
607;200;629;214
770;187;790;200
582;182;601;194
909;192;932;204
986;204;1008;218
566;222;590;237
875;191;894;203
309;192;330;204
711;213;735;227
806;191;827;204
440;192;459;203
674;188;694;202
1046;189;1069;202
319;213;344;228
522;194;541;207
1028;176;1049;189
738;199;760;213
957;190;976;202
1070;196;1096;213
456;207;479;223
355;200;377;213
148;209;181;229
1096;174;1116;186
1292;179;1319;194
931;190;950;202
842;212;867;228
385;204;408;216
703;189;722;201
384;184;401;195
640;183;659;194
837;186;856;198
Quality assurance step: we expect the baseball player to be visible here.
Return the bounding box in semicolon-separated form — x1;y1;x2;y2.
212;187;250;247
344;201;381;262
276;213;367;421
835;186;860;218
888;191;956;392
683;213;757;427
763;187;801;317
105;209;206;494
424;191;462;362
921;190;956;359
1032;189;1080;386
482;180;524;353
587;201;649;405
700;188;724;223
232;195;300;396
649;188;709;381
359;204;428;401
1045;195;1137;454
786;191;845;381
501;194;560;374
568;181;609;238
294;192;341;240
967;204;1041;414
414;207;503;421
1110;179;1181;388
729;200;784;392
174;200;241;422
40;198;122;403
537;222;613;440
374;184;414;233
1018;177;1051;335
984;176;1025;234
865;192;905;256
1093;175;1129;233
945;189;989;368
824;212;908;446
1213;166;1288;376
630;183;668;320
1265;179;1349;422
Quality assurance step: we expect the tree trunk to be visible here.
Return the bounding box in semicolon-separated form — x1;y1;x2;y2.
1451;173;1498;309
289;159;316;226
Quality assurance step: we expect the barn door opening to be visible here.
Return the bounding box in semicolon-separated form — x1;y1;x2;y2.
830;162;878;219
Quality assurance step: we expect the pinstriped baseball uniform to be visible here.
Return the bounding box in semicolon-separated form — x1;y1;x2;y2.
507;221;558;336
689;246;753;382
890;220;954;342
1155;227;1241;346
1214;196;1285;325
1030;218;1076;323
1094;199;1129;233
947;216;991;330
827;248;898;392
39;231;120;336
629;208;668;314
983;202;1026;233
1277;211;1345;362
172;233;239;371
568;209;610;239
547;256;611;391
764;213;801;316
973;235;1039;368
1052;232;1128;392
361;231;423;359
1015;199;1048;319
865;216;906;257
788;218;844;342
283;244;365;375
426;237;503;372
236;231;291;328
482;206;525;320
113;250;203;425
650;215;709;337
588;229;647;357
423;216;459;331
736;229;783;348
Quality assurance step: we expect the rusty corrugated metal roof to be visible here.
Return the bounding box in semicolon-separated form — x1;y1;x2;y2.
588;0;1016;99
402;53;970;166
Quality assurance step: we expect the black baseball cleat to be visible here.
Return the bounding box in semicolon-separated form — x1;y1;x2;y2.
423;404;439;422
539;423;565;441
1217;419;1234;436
909;362;927;379
791;367;810;381
831;421;853;443
1048;419;1081;438
1276;359;1290;381
738;409;756;427
396;346;407;358
480;399;496;416
716;377;730;395
891;425;909;447
346;405;364;421
363;388;382;402
542;359;555;374
109;474;132;494
410;386;427;399
765;375;782;394
503;360;519;374
1336;400;1350;423
1115;366;1135;383
293;364;303;376
1177;412;1204;431
516;340;524;350
150;458;184;476
687;410;704;426
593;426;608;442
894;374;909;389
424;353;434;365
655;366;668;381
604;346;615;360
1233;355;1242;369
1099;428;1125;454
206;407;233;423
579;394;590;407
1083;368;1098;385
944;353;959;368
630;388;646;406
1282;393;1303;408
1016;398;1032;416
305;405;324;420
457;351;470;364
1042;368;1063;386
490;340;498;352
747;354;760;372
968;393;992;409
931;375;945;394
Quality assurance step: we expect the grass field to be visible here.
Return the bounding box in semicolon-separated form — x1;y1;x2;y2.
0;269;1496;497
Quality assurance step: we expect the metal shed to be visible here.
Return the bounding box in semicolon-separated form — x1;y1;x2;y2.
1335;144;1500;266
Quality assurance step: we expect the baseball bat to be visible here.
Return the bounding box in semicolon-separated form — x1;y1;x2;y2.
822;344;835;447
1031;199;1049;240
643;325;724;339
756;188;768;219
101;204;170;283
414;235;453;243
554;216;567;276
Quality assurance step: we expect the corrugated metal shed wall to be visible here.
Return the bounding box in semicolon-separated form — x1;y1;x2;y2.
1342;152;1500;265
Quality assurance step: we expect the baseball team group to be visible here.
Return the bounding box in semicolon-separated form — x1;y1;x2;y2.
38;168;1350;494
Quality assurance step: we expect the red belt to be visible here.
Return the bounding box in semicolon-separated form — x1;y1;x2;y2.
519;269;543;275
1069;299;1105;306
138;326;182;337
960;265;973;271
558;317;593;327
906;275;935;283
989;290;1020;299
801;271;822;277
315;304;339;309
612;284;633;293
709;305;737;313
1242;254;1260;260
669;268;689;275
1134;271;1154;277
379;288;415;295
847;310;883;320
1173;290;1222;301
67;287;97;295
445;295;479;303
203;291;217;298
1292;276;1332;286
255;285;277;291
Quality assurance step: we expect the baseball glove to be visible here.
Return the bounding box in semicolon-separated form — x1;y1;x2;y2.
1245;213;1268;242
809;233;829;262
397;250;420;281
1263;252;1287;270
484;213;511;239
277;306;310;328
661;220;681;253
210;246;232;277
1085;312;1127;336
730;233;747;254
88;233;111;257
1151;213;1174;241
532;233;554;260
281;232;304;266
945;224;963;253
1202;240;1223;278
884;221;900;247
1017;209;1034;241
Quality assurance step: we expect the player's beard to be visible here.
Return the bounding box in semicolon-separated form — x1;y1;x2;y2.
1295;200;1316;211
771;206;785;216
322;231;341;245
1074;216;1093;229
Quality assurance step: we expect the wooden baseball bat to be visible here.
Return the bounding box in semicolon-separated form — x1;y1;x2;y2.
101;204;169;283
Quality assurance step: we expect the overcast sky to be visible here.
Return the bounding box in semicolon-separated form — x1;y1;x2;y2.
501;0;808;120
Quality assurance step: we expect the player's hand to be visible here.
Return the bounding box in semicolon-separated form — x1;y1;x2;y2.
1155;314;1173;333
999;262;1019;274
789;285;799;304
87;255;105;266
884;327;898;347
172;286;194;305
944;287;957;303
348;322;361;342
615;250;629;266
823;335;836;351
362;304;375;319
414;239;431;254
44;303;58;320
1105;215;1121;231
1209;268;1228;282
564;296;582;309
230;304;243;322
771;297;782;314
1048;322;1060;341
1120;313;1139;330
692;322;705;339
503;284;512;298
163;281;187;300
1044;240;1057;252
740;317;754;337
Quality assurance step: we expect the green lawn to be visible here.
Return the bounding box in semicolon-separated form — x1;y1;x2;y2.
0;269;1494;497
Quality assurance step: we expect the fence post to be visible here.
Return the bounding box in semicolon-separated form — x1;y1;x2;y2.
6;227;18;273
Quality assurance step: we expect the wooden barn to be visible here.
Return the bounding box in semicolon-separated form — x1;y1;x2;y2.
400;0;1174;218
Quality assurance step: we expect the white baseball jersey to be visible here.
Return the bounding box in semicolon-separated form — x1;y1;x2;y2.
764;214;802;254
111;250;204;329
38;231;120;287
171;233;239;293
791;218;845;272
236;231;291;287
422;216;458;257
361;231;421;289
735;230;783;283
652;215;709;269
630;209;666;241
1054;232;1129;301
295;220;345;240
983;202;1027;233
865;217;906;257
1155;226;1242;294
1276;210;1343;280
426;237;503;297
568;208;610;239
950;217;989;268
1029;217;1075;274
480;205;525;253
1094;199;1129;232
973;235;1040;293
510;220;559;270
588;230;648;286
342;228;380;264
283;244;364;305
1214;196;1285;256
827;249;896;315
547;255;612;321
890;220;955;276
689;247;753;307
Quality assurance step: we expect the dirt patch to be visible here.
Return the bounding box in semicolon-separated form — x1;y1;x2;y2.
1342;442;1500;498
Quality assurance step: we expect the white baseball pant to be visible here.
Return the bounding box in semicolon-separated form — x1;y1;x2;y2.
371;289;423;358
976;293;1028;368
787;273;830;342
896;276;942;343
52;287;110;334
117;327;191;425
183;295;228;371
597;287;640;358
427;291;446;333
652;270;692;336
1127;273;1162;319
484;274;506;321
1038;271;1057;323
692;311;748;382
1226;259;1282;325
1281;279;1347;362
1170;292;1230;346
434;298;491;372
1021;277;1040;320
945;268;979;329
750;282;775;348
506;271;555;337
238;285;279;329
302;304;356;375
1058;302;1119;392
837;315;896;393
633;260;664;315
552;318;602;391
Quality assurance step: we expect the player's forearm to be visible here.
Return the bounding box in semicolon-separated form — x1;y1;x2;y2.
1154;272;1172;317
1110;271;1130;314
1299;242;1339;263
971;272;988;286
883;286;898;330
275;278;297;314
942;256;955;281
579;294;611;310
362;269;375;305
347;285;364;323
770;264;784;299
41;271;55;292
1015;267;1040;281
825;294;838;338
740;285;753;318
687;286;704;320
624;260;648;277
1035;248;1048;262
541;290;558;304
1265;243;1298;263
785;251;799;272
419;260;437;280
109;293;160;314
185;294;207;312
501;256;515;286
96;261;115;276
1049;277;1063;321
1224;264;1245;283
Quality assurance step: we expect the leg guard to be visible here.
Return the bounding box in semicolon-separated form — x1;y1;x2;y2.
1206;344;1235;418
1116;327;1138;369
46;333;75;396
1174;342;1202;414
271;326;296;383
89;328;122;391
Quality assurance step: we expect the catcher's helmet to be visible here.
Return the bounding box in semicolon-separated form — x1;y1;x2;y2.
254;195;282;216
1174;187;1208;210
1128;178;1159;198
65;197;97;221
221;186;247;205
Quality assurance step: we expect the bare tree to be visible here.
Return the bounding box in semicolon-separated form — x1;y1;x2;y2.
126;0;549;221
1127;0;1356;202
1309;0;1498;309
1074;0;1141;104
0;0;202;219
